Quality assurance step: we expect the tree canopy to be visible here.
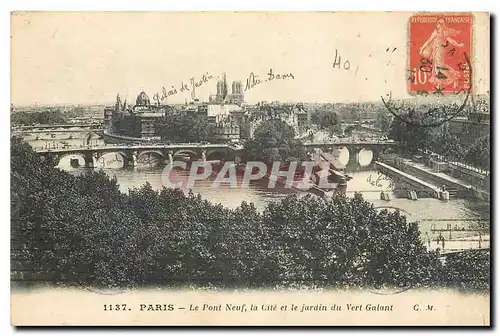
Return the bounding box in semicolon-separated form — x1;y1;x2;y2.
388;109;490;171
375;110;394;134
157;114;211;143
311;110;342;136
11;110;66;126
243;119;307;163
11;137;489;291
11;108;92;126
464;134;490;171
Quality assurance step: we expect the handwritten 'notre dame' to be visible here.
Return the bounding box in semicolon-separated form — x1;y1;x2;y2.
245;68;295;91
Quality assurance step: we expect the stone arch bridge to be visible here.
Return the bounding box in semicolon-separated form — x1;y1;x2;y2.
35;140;400;169
36;144;242;168
303;140;400;169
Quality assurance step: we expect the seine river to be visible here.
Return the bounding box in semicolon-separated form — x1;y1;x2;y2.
27;135;490;241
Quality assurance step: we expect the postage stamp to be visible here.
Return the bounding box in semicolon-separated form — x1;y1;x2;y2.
408;13;473;95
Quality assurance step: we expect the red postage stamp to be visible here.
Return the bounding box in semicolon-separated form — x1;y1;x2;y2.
408;13;473;95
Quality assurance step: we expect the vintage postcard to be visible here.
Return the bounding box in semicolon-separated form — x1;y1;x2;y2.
10;12;490;326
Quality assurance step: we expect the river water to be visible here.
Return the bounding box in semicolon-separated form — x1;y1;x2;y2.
25;134;490;242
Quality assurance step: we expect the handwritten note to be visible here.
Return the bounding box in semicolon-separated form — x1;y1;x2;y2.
98;154;124;167
244;68;295;91
153;72;215;104
366;173;395;189
332;49;359;75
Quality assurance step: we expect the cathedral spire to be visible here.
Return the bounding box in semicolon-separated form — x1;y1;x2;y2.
223;72;228;99
115;93;122;111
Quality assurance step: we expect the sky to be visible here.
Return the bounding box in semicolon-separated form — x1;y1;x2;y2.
10;12;490;106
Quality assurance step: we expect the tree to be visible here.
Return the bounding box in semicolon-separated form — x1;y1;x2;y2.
344;125;356;137
349;109;360;121
441;250;490;292
387;106;490;170
157;114;210;142
464;134;490;171
11;110;66;126
11;137;145;288
12;137;487;291
388;110;441;154
311;110;340;128
375;111;394;134
429;123;465;162
243;119;307;163
259;193;442;289
310;110;342;136
113;115;142;138
328;124;344;137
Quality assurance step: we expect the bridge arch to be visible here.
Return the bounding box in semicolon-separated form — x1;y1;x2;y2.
205;149;228;161
137;150;164;160
117;151;131;161
54;152;89;168
95;151;128;168
173;149;199;161
357;148;374;167
136;150;165;166
336;146;350;166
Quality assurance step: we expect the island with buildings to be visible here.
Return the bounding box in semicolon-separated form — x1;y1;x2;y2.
102;73;309;145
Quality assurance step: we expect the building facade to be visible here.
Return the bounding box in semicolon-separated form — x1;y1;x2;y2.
105;91;166;140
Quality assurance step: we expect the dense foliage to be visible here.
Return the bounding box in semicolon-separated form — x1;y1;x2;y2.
463;135;490;171
243;119;307;163
112;115;142;138
157;114;211;143
388;109;490;171
442;250;490;291
388;112;441;154
11;108;91;126
375;111;394;135
310;110;342;136
430;123;465;162
11;110;66;125
11;138;489;291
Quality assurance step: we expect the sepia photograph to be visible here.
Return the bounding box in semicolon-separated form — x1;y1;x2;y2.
9;11;491;326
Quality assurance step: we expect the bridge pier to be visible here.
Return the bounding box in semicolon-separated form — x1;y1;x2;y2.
116;150;135;168
346;146;360;171
371;148;381;164
84;153;95;168
128;152;137;167
166;151;174;165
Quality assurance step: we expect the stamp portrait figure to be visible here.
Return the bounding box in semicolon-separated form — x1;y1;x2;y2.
409;14;473;94
419;18;465;89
